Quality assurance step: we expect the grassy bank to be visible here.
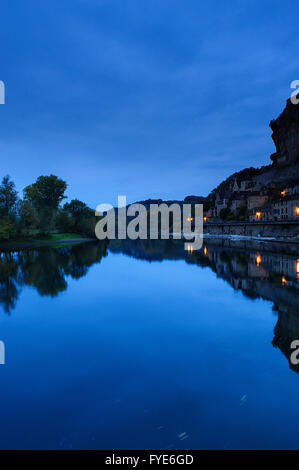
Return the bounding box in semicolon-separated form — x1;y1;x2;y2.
30;233;83;242
0;233;95;248
1;233;83;243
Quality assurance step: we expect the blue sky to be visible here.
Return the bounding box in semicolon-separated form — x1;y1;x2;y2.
0;0;298;207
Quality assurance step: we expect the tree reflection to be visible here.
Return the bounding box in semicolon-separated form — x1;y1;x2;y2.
1;237;299;374
0;252;21;313
0;241;107;313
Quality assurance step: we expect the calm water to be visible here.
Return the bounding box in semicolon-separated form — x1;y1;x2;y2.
0;238;299;449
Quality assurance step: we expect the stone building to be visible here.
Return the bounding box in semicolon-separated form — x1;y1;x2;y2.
215;191;231;216
249;196;299;222
231;179;262;193
273;195;299;221
247;193;269;212
249;203;272;222
230;193;247;212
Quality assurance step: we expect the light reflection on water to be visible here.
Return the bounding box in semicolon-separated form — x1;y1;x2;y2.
0;238;298;449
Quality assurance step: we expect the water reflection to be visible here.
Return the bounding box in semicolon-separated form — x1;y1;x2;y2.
0;241;108;313
109;238;299;373
1;237;299;373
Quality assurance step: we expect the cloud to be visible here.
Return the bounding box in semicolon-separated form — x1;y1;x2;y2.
0;0;298;205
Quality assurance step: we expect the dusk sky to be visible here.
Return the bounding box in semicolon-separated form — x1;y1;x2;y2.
0;0;298;208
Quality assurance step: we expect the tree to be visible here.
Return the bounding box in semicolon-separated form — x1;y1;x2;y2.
0;217;16;240
0;175;18;217
23;175;67;234
24;175;67;210
55;208;74;233
63;199;94;234
0;176;18;240
219;207;233;221
18;200;39;234
63;199;90;221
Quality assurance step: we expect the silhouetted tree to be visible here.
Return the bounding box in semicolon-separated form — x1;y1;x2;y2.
18;200;39;234
0;175;18;217
24;175;67;234
0;175;19;240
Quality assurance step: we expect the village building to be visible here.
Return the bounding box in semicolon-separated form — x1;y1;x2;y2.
273;195;299;221
249;203;272;222
206;98;299;224
247;193;268;212
231;179;262;193
230;193;247;212
240;180;262;192
249;196;299;222
214;191;231;217
280;182;299;196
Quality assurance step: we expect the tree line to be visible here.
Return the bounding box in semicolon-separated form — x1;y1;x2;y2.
0;174;98;241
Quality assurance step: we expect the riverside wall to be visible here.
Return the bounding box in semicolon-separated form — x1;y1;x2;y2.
204;221;299;239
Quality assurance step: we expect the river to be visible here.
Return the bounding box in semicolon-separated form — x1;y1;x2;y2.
0;239;298;449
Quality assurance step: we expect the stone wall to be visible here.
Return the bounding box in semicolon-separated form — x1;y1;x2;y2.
205;222;299;239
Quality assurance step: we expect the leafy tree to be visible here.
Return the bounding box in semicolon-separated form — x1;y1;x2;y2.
24;175;67;234
18;200;39;234
0;175;18;217
63;199;94;235
55;208;74;233
0;176;18;240
24;175;67;210
0;217;16;240
76;215;95;236
63;199;90;221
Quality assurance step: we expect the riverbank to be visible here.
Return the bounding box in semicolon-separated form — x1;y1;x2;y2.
203;220;299;241
203;233;299;246
0;233;95;249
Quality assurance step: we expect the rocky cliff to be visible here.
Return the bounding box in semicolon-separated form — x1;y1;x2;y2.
212;98;299;194
270;97;299;166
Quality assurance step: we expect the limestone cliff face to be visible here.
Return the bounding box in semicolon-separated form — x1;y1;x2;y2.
270;97;299;166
